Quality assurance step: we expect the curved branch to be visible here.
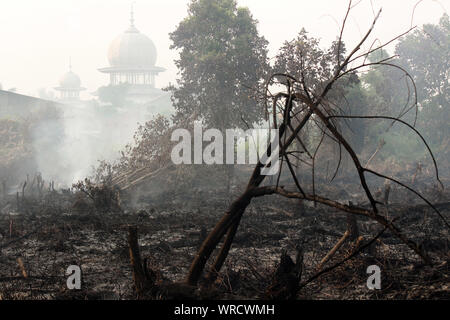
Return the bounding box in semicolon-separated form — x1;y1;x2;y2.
327;115;443;189
251;186;431;263
364;168;449;229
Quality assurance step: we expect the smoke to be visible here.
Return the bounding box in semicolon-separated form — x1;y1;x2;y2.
31;101;162;188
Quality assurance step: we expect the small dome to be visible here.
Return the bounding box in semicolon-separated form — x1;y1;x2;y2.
59;71;82;88
107;26;157;68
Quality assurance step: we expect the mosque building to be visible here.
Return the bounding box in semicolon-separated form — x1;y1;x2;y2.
98;8;166;98
55;6;171;113
54;64;85;102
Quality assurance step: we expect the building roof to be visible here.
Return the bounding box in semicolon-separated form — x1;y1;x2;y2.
106;10;158;69
56;71;84;91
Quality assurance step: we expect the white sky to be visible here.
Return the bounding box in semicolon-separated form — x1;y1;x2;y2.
0;0;447;98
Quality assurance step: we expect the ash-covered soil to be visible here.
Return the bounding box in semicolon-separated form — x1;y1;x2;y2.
0;181;449;300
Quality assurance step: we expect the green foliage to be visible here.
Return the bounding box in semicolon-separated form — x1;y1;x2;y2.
0;103;64;188
116;114;173;172
380;130;426;161
274;30;366;153
92;114;174;182
97;84;130;107
395;14;450;145
73;178;121;213
168;0;269;129
366;120;427;162
362;14;449;164
273;30;358;94
362;53;410;117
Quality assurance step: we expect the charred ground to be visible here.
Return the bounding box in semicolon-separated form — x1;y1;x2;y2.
0;168;448;300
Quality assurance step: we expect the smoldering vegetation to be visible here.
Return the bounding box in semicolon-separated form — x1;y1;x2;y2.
0;1;449;300
0;164;448;300
0;102;448;300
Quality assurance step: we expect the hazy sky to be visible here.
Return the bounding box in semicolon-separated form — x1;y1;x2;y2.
0;0;447;98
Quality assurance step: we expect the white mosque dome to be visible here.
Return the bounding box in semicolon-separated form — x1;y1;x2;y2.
59;71;82;89
98;7;166;92
107;24;157;68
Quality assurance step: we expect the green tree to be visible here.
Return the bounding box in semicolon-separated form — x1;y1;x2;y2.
274;30;357;95
167;0;269;130
97;84;130;108
361;15;450;165
362;49;410;117
360;49;415;159
274;30;366;154
395;14;450;146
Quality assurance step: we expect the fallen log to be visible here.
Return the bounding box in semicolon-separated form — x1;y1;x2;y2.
121;164;174;191
316;230;350;271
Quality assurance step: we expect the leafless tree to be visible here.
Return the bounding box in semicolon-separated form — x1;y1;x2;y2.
185;2;448;288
